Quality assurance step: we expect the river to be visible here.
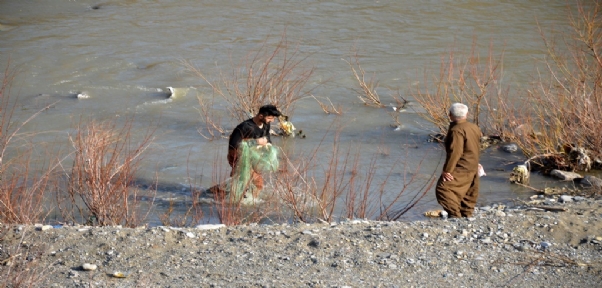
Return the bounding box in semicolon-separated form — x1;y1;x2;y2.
0;0;581;224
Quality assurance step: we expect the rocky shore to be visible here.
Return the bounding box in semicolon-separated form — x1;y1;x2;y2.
2;195;602;287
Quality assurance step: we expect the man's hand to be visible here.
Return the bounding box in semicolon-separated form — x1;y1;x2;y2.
256;137;268;146
442;172;454;182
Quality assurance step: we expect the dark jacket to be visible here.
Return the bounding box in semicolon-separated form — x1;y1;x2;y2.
228;118;271;152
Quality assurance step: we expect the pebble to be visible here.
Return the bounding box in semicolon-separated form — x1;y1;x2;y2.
440;211;448;219
550;169;583;181
82;263;97;271
540;242;552;249
501;143;518;153
574;196;586;202
514;244;527;251
76;91;91;99
38;225;53;231
195;224;225;230
560;195;573;203
495;211;506;217
545;199;557;205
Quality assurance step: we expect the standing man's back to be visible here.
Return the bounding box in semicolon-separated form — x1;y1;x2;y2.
436;103;482;218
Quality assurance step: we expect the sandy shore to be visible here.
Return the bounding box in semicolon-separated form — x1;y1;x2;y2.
1;194;601;287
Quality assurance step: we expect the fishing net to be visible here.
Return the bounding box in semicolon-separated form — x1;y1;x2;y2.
230;140;279;199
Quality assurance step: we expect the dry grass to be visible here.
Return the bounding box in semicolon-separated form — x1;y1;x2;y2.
63;118;155;227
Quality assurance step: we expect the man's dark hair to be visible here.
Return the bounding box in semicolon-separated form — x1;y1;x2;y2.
258;105;282;117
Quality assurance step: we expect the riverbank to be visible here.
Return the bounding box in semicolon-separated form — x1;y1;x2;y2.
2;194;601;287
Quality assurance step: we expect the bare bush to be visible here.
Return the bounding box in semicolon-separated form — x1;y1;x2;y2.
344;51;385;107
195;94;228;140
185;30;316;125
64;118;154;227
310;95;342;115
411;40;511;137
271;124;438;223
411;1;602;173
507;1;602;169
0;62;63;224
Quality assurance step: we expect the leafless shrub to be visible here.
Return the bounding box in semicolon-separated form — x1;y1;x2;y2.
195;94;228;140
185;30;316;124
411;1;602;173
507;1;602;168
0;61;63;225
411;39;511;137
310;95;342;115
271;123;438;223
64;118;154;227
344;51;385;107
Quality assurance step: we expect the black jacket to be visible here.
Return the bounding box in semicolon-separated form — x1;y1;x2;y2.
228;118;271;151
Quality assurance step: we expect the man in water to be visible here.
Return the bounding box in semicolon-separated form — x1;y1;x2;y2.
227;104;282;196
435;103;482;218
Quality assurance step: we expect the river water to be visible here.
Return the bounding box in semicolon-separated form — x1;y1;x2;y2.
0;0;580;224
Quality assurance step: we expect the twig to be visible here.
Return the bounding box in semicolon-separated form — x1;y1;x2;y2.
531;206;567;212
0;253;21;265
513;182;544;193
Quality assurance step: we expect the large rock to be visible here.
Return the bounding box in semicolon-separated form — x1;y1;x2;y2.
501;143;518;153
577;175;602;189
549;169;583;181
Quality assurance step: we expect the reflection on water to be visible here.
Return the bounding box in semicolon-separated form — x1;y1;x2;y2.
0;0;582;224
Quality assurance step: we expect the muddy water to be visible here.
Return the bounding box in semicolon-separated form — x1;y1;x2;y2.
0;0;579;224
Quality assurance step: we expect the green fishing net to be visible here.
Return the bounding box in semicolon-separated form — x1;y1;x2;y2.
230;140;279;200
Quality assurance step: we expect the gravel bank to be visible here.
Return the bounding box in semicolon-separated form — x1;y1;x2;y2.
2;196;602;287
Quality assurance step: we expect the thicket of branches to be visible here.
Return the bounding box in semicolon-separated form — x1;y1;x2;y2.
412;1;602;172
